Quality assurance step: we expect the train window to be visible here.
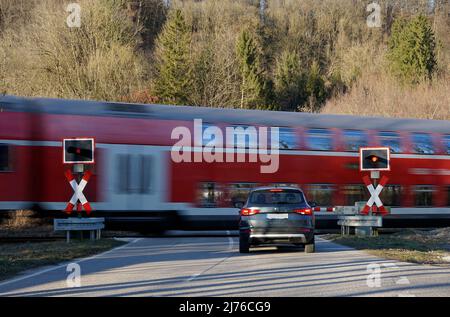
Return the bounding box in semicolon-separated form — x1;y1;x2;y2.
277;127;298;150
343;130;367;152
379;185;402;207
413;185;435;207
411;133;434;154
268;183;299;188
229;125;258;149
197;182;223;208
343;185;369;206
306;129;333;151
444;135;450;154
227;183;257;207
0;144;11;171
226;126;296;150
200;123;221;147
379;131;402;153
305;184;334;206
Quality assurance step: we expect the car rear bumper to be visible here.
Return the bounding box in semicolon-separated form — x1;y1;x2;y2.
250;233;306;239
248;231;314;244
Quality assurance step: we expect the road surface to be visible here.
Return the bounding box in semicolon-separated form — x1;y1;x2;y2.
1;235;450;297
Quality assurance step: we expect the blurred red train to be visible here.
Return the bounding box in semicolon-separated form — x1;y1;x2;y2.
1;95;449;231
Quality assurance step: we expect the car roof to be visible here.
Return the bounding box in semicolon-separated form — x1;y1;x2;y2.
250;186;303;192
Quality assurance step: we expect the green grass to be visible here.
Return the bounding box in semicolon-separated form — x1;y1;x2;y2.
0;239;126;281
326;234;450;265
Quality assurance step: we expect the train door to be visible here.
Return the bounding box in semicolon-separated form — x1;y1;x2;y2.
103;144;166;211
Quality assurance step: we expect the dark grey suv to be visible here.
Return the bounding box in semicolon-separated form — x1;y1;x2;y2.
238;187;315;253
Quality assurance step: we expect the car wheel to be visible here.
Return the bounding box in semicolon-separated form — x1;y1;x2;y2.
239;232;250;253
304;243;315;253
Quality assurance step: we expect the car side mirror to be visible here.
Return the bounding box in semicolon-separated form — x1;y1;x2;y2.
308;201;317;208
234;202;244;209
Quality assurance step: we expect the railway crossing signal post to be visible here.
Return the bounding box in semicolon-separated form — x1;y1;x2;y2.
338;147;392;237
63;138;95;217
359;147;390;216
56;138;104;243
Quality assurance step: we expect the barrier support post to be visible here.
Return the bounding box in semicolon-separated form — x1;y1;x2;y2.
371;171;380;216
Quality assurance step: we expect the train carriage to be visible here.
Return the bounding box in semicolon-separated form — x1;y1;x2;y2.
0;95;449;230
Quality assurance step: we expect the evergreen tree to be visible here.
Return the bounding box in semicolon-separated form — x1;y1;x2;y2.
305;61;326;112
388;15;437;84
154;9;193;105
236;29;266;109
274;50;306;111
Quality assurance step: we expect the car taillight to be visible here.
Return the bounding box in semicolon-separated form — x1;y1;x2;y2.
294;208;313;215
240;208;260;216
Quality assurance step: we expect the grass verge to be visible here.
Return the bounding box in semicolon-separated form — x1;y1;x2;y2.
325;231;450;265
0;239;126;281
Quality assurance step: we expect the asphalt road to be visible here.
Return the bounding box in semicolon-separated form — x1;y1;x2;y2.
1;235;450;297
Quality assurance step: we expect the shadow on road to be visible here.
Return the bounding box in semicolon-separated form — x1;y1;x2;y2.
1;237;449;297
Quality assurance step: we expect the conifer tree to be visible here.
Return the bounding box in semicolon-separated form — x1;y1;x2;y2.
305;61;326;112
274;50;306;111
154;9;193;105
388;15;437;84
236;29;266;109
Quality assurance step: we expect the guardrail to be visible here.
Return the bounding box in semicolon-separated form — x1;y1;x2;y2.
337;215;383;236
54;218;105;242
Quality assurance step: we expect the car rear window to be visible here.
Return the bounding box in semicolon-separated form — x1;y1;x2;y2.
248;189;305;205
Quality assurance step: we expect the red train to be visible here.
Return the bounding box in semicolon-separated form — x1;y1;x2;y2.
1;95;449;230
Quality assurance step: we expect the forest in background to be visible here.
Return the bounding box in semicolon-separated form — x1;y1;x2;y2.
0;0;449;120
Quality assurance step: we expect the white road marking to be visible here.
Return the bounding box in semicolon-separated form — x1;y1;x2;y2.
187;273;201;282
186;231;234;282
395;277;411;285
0;238;142;290
227;230;234;251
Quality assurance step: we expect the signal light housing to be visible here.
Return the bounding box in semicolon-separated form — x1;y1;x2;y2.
63;138;95;164
360;147;390;171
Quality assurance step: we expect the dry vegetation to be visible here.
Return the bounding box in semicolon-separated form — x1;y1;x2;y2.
0;0;449;119
0;210;57;238
327;228;450;265
1;210;41;229
0;210;141;238
0;0;147;100
322;73;450;120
